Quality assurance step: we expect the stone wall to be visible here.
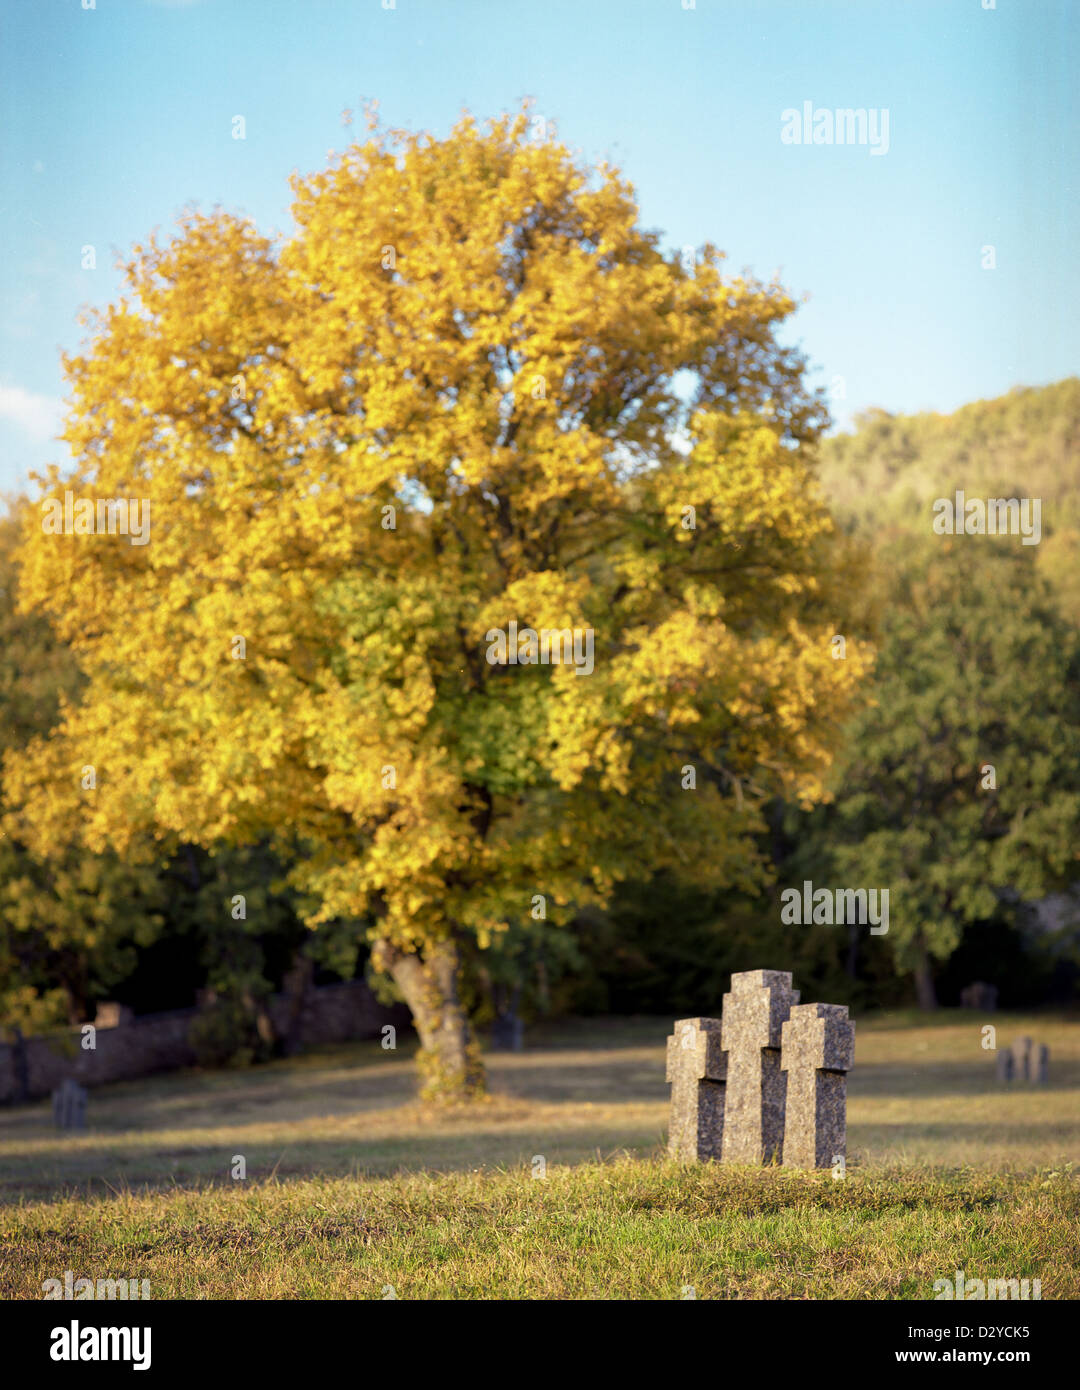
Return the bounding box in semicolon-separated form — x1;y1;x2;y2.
0;980;408;1104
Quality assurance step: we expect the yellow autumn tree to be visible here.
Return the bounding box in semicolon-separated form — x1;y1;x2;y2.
7;107;871;1099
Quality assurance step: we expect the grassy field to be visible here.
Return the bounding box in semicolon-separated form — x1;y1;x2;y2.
1;1011;1078;1298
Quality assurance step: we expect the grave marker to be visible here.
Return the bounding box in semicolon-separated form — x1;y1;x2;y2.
51;1078;87;1131
780;1003;855;1169
719;970;799;1164
1012;1036;1033;1082
665;1017;726;1161
996;1037;1049;1085
959;982;998;1011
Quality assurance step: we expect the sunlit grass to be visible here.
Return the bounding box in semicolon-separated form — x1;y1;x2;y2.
1;1161;1074;1300
0;1010;1076;1297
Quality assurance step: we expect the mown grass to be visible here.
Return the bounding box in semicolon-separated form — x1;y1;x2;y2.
0;1010;1077;1297
1;1160;1076;1299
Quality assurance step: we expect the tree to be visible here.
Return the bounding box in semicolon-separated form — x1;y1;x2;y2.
797;537;1080;1008
8;107;869;1098
0;498;165;1032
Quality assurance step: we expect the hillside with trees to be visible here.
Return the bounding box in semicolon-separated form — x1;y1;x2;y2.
817;379;1080;620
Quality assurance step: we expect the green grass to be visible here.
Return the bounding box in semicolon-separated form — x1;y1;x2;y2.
3;1161;1075;1300
0;1011;1077;1298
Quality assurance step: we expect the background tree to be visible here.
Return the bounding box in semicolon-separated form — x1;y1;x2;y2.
8;107;870;1099
0;498;165;1032
576;379;1080;1016
794;537;1080;1007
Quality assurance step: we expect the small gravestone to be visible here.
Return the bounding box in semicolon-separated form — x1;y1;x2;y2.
720;970;799;1164
960;982;998;1011
665;1018;726;1161
1012;1036;1033;1082
490;1015;524;1052
780;1003;855;1169
996;1038;1049;1084
52;1078;87;1130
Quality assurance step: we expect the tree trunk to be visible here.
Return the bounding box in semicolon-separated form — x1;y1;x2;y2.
10;1026;29;1105
912;938;938;1010
372;937;485;1102
63;980;86;1027
280;944;315;1057
846;917;859;982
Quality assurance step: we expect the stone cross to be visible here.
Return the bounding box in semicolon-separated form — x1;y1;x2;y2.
780;1003;855;1169
665;1018;726;1161
720;970;799;1164
997;1039;1049;1084
959;981;998;1011
1012;1036;1033;1082
51;1078;87;1130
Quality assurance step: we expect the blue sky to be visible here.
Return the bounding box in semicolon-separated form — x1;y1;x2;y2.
1;0;1076;500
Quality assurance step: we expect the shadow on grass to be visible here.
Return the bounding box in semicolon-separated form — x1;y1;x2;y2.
0;1123;670;1206
848;1063;1080;1098
2;1011;1078;1207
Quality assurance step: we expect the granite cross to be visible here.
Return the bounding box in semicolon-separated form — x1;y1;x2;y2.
665;1017;726;1161
719;970;799;1164
780;1002;855;1169
1012;1036;1033;1082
